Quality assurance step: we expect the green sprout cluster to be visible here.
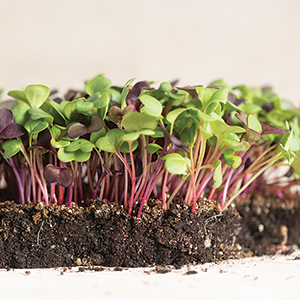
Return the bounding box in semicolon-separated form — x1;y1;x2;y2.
0;75;299;217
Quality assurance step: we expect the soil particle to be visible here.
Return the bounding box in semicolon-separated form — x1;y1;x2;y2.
0;198;241;269
155;266;171;274
184;270;198;275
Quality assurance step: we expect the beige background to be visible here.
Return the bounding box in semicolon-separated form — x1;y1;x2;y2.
1;0;300;105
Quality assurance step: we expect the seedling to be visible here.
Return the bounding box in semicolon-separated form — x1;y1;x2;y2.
0;75;299;216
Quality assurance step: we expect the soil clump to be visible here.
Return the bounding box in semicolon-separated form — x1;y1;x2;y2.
236;191;300;256
0;199;241;269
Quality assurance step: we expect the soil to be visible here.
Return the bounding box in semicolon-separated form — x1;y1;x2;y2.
0;190;299;269
236;191;300;256
0;199;242;269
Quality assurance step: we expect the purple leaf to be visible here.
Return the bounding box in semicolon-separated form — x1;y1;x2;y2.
31;129;56;153
44;164;73;187
109;105;135;129
233;98;246;106
0;122;26;139
235;112;247;126
170;79;179;87
44;164;60;183
235;112;261;142
261;123;289;135
87;114;104;133
127;88;142;101
133;81;150;90
57;168;74;187
0;109;13;133
178;87;199;101
126;81;151;104
68;115;104;139
68;123;87;139
158;122;188;153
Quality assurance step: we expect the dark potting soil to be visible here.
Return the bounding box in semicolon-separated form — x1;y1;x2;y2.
236;191;300;256
0;199;242;269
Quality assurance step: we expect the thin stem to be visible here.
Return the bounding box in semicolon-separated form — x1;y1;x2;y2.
113;154;119;204
128;142;136;216
167;175;188;207
223;154;281;210
6;157;25;204
162;170;169;210
137;167;166;218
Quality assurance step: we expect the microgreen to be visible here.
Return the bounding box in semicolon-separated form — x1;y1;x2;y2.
0;76;299;216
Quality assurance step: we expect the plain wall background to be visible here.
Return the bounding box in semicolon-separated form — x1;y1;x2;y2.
1;0;300;105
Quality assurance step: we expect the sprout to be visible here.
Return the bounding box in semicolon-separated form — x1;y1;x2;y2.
1;75;298;214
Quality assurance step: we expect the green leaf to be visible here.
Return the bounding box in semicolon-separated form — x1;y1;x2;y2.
121;78;135;109
161;153;191;175
58;147;92;162
3;147;21;159
12;102;30;126
85;74;112;96
47;99;67;124
58;148;75;162
196;87;216;107
29;108;54;125
210;119;245;138
24;85;51;108
166;108;187;125
76;101;94;113
2;139;21;150
150;127;164;138
239;102;261;114
220;133;240;148
7;90;28;105
233;85;250;99
248;114;262;133
2;139;22;158
95;128;124;153
203;88;228;114
180;122;197;146
93;93;110;109
159;81;172;92
25;119;48;134
51;139;70;149
292;151;300;176
140;94;163;118
122;129;155;142
109;87;121;104
49;126;61;140
90;128;106;144
63;100;79;120
199;126;213;141
87;92;102;102
194;109;216;122
224;100;244;115
119;140;138;153
73;150;92;162
66;139;94;153
224;154;242;169
122;112;157;131
145;143;162;154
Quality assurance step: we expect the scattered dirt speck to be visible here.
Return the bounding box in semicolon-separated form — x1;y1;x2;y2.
155;266;171;274
184;270;198;275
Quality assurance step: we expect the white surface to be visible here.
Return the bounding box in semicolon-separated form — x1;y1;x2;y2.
0;0;300;105
1;248;300;300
